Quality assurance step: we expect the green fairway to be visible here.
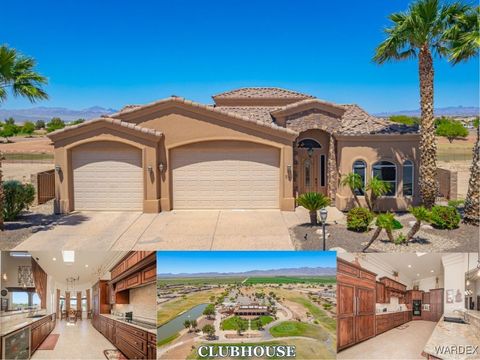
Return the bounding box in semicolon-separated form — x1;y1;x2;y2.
157;332;179;347
157;277;246;286
244;276;335;285
250;315;274;330
290;296;336;332
269;321;328;340
220;316;249;330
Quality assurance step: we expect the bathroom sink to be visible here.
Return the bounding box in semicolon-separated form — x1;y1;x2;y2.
444;316;467;324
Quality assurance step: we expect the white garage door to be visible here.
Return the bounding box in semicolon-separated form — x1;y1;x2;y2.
72;142;143;211
171;142;279;209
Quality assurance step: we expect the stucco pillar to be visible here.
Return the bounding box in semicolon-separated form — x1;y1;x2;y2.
327;135;338;202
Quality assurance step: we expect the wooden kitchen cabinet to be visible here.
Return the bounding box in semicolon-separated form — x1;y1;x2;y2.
376;282;385;303
30;314;56;354
337;258;376;351
423;292;430;304
147;333;157;360
141;265;156;284
429;288;444;322
375;311;410;335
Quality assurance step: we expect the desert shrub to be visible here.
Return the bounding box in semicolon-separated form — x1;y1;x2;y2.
347;207;373;232
3;181;35;221
430;205;461;229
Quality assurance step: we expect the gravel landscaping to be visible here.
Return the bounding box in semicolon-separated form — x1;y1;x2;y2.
291;212;479;253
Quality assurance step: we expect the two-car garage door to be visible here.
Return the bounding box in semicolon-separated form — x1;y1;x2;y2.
72;142;143;211
171;141;280;209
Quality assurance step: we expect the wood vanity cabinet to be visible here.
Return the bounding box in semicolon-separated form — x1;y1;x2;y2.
337;258;376;351
375;282;385;303
31;313;56;354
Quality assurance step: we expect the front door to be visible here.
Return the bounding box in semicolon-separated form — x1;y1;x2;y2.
297;139;327;195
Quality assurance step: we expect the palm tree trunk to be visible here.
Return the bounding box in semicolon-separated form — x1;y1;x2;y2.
363;227;382;252
353;193;362;208
418;47;437;208
309;211;318;225
407;220;421;242
463;124;479;225
0;152;4;231
385;228;395;243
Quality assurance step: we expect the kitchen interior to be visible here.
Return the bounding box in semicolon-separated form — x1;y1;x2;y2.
337;252;480;360
0;250;157;360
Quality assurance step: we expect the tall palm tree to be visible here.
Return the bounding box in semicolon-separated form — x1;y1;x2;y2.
446;6;480;225
0;45;48;231
373;0;471;208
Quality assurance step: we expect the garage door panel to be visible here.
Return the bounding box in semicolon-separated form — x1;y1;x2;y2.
172;143;279;209
72;144;143;211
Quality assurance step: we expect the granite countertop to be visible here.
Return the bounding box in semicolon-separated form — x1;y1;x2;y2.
376;309;410;315
423;315;480;360
466;310;480;321
0;313;52;337
100;314;156;334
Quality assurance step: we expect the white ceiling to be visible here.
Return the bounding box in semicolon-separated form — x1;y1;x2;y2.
29;251;127;287
365;253;444;282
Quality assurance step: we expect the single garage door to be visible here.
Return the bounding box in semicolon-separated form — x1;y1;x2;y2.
171;141;280;209
72;142;143;211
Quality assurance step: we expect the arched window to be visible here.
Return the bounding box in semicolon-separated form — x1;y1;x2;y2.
297;139;321;149
403;160;414;196
372;161;396;196
352;160;366;195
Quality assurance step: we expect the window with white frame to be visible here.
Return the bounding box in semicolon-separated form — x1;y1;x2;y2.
372;161;396;196
352;160;366;195
403;160;414;196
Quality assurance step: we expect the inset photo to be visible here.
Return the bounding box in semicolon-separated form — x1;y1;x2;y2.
337;252;480;360
157;251;337;359
0;251;157;359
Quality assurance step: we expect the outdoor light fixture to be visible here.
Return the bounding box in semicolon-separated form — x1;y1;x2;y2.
319;208;328;251
158;162;165;172
147;165;153;173
55;165;61;173
307;147;314;158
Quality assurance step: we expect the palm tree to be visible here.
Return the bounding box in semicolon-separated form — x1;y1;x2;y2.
464;121;479;225
365;177;391;212
340;173;363;208
0;45;48;231
406;206;431;242
374;0;472;208
297;192;331;225
363;213;396;252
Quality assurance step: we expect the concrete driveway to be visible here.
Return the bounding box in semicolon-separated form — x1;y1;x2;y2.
15;210;297;251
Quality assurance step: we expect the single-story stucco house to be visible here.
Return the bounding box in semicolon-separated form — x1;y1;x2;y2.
48;87;420;213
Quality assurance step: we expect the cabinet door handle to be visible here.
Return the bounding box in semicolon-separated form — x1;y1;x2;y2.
353;296;356;315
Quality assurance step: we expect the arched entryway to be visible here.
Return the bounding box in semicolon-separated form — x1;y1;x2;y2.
295;130;330;196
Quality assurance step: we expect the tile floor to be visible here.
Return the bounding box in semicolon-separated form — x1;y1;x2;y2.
32;319;115;359
338;320;437;359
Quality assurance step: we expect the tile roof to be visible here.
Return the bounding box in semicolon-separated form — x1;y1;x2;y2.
212;87;314;100
214;106;280;124
47;117;163;138
111;96;298;136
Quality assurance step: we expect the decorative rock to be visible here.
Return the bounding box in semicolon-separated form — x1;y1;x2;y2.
421;224;434;230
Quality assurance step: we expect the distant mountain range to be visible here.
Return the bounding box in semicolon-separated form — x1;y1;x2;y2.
0;106;117;122
375;106;479;117
158;266;336;278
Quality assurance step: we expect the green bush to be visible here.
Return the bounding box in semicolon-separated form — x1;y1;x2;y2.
21;121;35;135
3;181;35;221
347;207;373;232
447;199;464;208
430;205;461;229
46;117;65;132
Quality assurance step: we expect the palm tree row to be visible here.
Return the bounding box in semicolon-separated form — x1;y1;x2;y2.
0;45;48;231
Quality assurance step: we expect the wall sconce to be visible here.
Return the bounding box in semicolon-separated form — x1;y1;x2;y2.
147;165;153;174
55;165;61;173
307;147;314;158
158;163;165;172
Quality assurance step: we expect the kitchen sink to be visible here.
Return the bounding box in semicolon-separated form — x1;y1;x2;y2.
27;315;45;318
444;316;468;324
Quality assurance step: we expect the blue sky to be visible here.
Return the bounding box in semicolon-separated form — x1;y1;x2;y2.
2;0;478;113
157;251;336;274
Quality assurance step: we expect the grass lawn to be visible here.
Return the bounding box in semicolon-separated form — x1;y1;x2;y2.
437;141;474;162
187;339;335;359
289;296;336;333
250;315;274;330
157;332;179;347
157;288;223;325
269;321;328;340
157;277;246;286
220;316;249;331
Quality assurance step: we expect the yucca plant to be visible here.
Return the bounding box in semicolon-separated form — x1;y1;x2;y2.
340;173;364;208
297;192;331;225
407;206;431;242
363;213;396;252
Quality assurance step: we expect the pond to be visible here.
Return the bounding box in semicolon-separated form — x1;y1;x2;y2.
157;303;209;342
